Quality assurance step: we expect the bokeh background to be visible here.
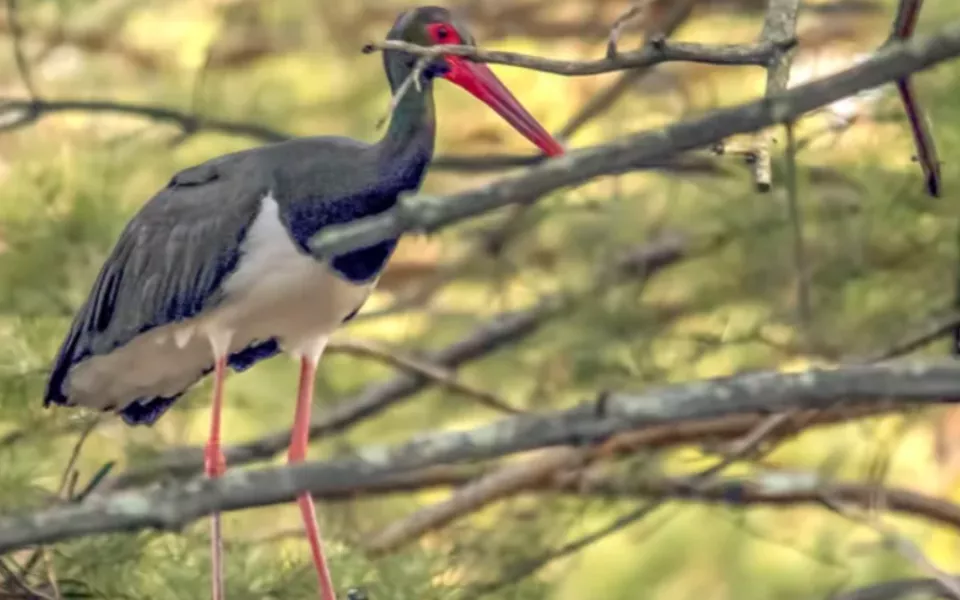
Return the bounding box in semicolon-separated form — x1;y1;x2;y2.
3;0;960;598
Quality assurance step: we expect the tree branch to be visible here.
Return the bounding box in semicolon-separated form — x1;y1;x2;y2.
307;24;960;259
4;0;36;100
753;0;801;192
558;0;698;140
3;361;960;552
832;576;960;600
326;337;524;415
364;447;586;554
887;0;941;196
0;98;291;140
360;37;789;77
0;98;728;177
268;464;960;538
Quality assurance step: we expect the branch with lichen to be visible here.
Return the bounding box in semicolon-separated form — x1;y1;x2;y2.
3;361;960;552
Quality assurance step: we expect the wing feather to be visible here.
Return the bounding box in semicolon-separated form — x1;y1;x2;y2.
44;159;265;408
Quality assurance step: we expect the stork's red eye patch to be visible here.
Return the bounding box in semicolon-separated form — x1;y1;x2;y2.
426;22;462;44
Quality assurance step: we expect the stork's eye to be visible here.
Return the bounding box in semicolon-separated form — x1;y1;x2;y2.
426;22;460;44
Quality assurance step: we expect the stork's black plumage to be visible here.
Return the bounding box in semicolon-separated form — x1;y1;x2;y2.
45;132;429;425
42;6;563;600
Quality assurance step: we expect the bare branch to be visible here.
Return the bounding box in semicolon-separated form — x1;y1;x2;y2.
783;121;814;340
606;1;653;59
364;447;586;554
887;0;941;196
4;0;36;99
558;0;697;139
823;496;960;599
3;361;960;552
269;464;960;537
753;0;801;192
468;413;803;595
361;37;788;77
327;337;524;415
467;500;664;597
0;97;723;178
0;98;291;140
832;576;960;600
858;309;960;362
309;25;960;259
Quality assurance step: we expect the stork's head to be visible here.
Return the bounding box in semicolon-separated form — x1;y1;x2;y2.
385;6;565;157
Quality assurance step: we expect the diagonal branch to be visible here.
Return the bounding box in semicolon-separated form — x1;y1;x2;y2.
364;447;587;554
3;361;960;552
307;24;960;260
4;0;36;99
326;337;524;415
887;0;941;196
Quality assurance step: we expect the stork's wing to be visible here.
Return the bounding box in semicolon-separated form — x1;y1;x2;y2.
44;159;265;407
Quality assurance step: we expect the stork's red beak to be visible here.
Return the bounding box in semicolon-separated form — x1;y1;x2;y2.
443;57;565;157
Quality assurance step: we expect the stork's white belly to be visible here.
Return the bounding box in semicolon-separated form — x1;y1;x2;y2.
65;194;373;410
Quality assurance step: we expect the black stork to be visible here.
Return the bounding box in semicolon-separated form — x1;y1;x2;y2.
42;5;563;600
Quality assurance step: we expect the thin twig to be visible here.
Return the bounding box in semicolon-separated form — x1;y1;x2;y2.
822;496;960;599
558;0;697;139
783;121;813;340
56;418;100;498
466;499;665;598
5;0;37;99
14;418;101;585
376;55;430;129
364;447;585;554
0;98;292;140
327;337;524;415
0;558;53;600
887;0;941;196
832;576;960;600
606;1;653;58
469;413;793;595
858;309;960;362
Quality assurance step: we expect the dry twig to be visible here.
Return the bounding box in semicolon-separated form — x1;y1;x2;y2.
606;1;653;59
888;0;941;196
327;337;523;415
822;496;960;599
4;0;36;99
365;447;585;554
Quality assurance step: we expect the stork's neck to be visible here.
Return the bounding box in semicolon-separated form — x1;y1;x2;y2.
376;58;436;182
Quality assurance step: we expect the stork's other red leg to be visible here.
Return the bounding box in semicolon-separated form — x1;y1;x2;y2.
205;355;228;600
289;356;337;600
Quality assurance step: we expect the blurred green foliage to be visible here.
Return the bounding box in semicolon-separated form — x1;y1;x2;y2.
3;0;960;598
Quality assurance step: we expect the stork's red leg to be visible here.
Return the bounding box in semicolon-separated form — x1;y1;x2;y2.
205;355;228;600
289;356;337;600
